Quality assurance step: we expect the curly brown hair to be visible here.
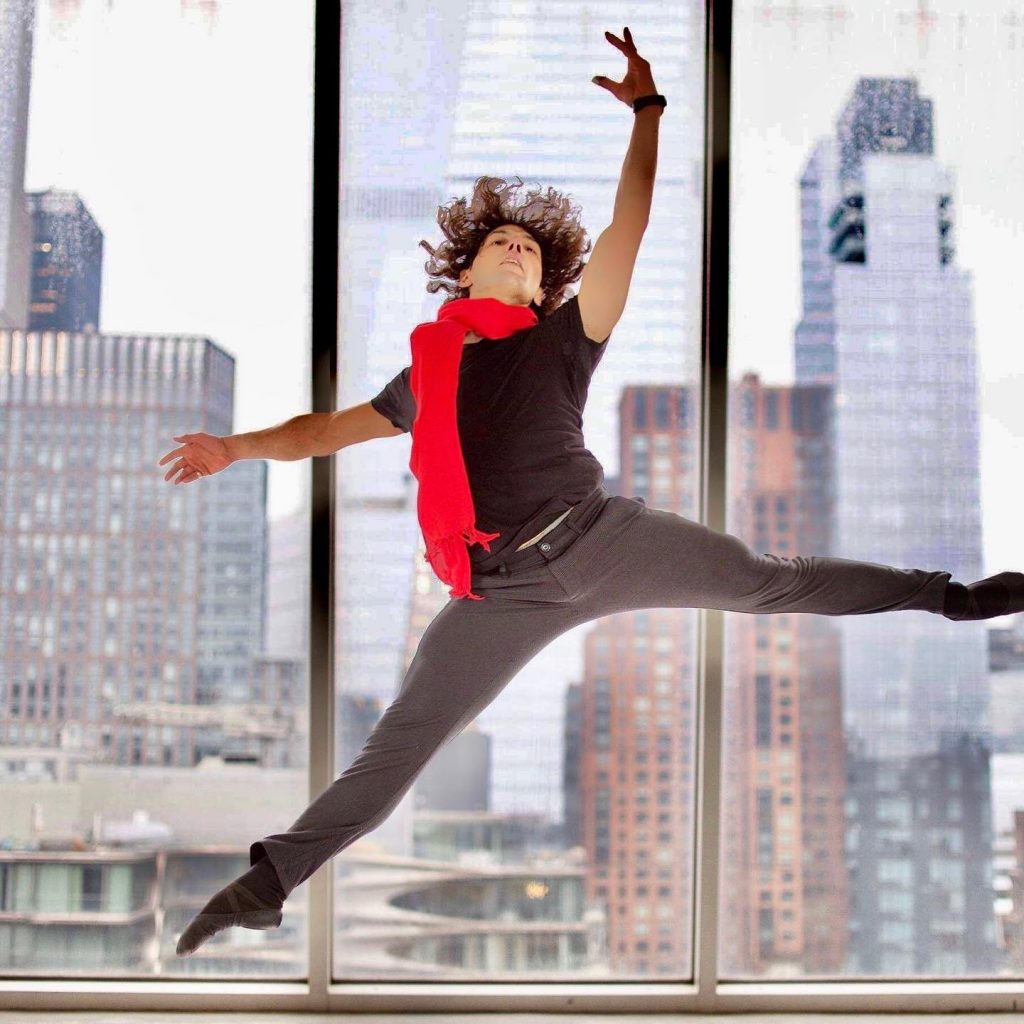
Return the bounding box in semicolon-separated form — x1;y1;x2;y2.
418;175;593;319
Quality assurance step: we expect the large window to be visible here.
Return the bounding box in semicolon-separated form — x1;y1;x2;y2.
332;0;707;980
722;0;1024;980
3;0;1024;1011
0;0;313;977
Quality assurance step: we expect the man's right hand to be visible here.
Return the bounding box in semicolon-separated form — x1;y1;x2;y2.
158;433;234;485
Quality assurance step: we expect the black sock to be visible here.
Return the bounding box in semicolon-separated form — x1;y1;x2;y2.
968;578;1012;617
238;856;287;905
943;578;1011;620
942;581;969;618
199;856;286;914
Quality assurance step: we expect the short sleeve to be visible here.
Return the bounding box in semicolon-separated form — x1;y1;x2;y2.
554;293;612;376
369;365;416;433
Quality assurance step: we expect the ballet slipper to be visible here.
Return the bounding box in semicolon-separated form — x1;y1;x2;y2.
944;571;1024;621
175;876;284;956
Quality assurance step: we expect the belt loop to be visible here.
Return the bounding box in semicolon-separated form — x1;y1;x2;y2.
567;494;593;535
569;485;607;534
565;506;584;536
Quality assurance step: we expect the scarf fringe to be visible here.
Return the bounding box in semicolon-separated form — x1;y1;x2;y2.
425;525;502;601
463;525;501;550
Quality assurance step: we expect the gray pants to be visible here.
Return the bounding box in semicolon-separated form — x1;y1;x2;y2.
251;486;952;895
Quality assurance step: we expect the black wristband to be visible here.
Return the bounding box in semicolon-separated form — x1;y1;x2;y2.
633;93;667;114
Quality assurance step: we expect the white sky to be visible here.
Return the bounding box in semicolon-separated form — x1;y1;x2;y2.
23;0;1024;575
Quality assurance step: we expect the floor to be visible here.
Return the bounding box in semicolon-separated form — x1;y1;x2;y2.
1;1015;1023;1023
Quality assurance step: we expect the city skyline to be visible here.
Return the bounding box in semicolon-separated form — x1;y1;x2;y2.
5;0;1024;983
22;0;1024;581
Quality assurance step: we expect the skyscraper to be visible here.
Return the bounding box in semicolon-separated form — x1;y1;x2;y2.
0;327;275;771
27;189;103;333
334;0;469;721
845;731;996;974
573;382;699;976
794;78;987;760
0;0;34;329
792;77;994;974
721;373;846;976
265;509;308;660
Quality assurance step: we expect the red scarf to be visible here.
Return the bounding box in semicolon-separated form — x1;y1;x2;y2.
408;296;538;600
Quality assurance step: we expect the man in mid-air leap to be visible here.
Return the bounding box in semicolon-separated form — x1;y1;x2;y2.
161;28;1022;957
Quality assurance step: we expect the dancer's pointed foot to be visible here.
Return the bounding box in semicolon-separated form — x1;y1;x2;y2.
943;571;1024;621
175;857;286;956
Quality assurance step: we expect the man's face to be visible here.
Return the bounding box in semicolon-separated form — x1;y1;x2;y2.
458;223;546;308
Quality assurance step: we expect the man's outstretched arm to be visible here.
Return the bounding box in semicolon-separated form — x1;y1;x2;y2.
161;402;400;482
579;26;662;344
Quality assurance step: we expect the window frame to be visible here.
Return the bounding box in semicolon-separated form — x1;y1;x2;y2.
6;0;1024;1014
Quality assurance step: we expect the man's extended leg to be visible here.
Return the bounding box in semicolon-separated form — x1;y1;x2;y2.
176;572;583;956
551;496;1003;620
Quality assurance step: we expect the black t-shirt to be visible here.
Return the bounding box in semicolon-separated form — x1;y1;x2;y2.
369;293;611;565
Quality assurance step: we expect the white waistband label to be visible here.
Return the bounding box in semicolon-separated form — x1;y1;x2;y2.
516;505;575;551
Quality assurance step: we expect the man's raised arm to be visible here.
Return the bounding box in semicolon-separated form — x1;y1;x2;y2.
580;26;663;344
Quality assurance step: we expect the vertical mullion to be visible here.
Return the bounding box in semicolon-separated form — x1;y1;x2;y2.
308;0;341;1008
694;0;732;1009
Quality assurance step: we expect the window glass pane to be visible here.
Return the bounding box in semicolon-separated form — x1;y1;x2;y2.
723;0;1018;978
334;1;705;980
0;1;313;977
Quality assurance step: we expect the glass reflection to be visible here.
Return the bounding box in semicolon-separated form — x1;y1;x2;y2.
723;0;1023;979
334;0;705;981
0;0;313;977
